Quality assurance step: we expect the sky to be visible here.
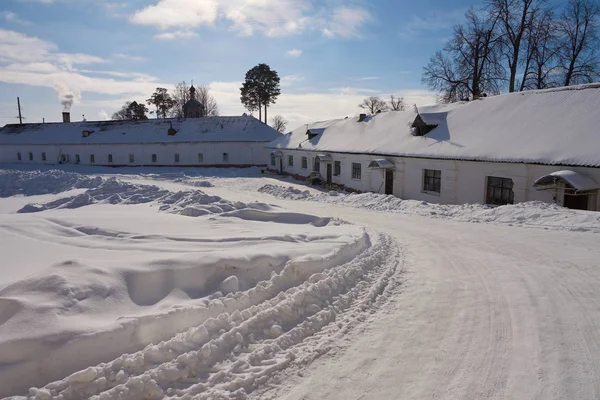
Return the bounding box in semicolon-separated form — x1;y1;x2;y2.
0;0;479;130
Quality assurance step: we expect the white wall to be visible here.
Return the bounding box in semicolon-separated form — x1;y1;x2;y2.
274;149;600;210
0;142;269;167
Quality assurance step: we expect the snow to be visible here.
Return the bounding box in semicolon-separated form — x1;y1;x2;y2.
258;183;600;232
0;116;282;145
269;83;600;167
534;169;600;191
2;166;600;400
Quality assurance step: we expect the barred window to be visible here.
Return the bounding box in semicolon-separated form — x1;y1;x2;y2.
75;154;81;163
352;163;361;180
108;154;113;163
288;155;294;167
152;154;157;163
174;154;180;163
271;154;276;166
313;157;320;172
223;153;229;162
334;161;341;176
17;152;22;161
423;169;441;193
486;176;514;206
28;152;33;161
90;154;95;163
129;154;134;163
41;152;46;161
198;153;204;163
301;157;308;169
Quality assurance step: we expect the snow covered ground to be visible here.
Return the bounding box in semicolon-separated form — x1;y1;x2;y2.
1;166;600;400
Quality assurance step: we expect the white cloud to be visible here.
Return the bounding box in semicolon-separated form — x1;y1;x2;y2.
354;76;380;81
399;9;466;39
323;7;372;38
0;29;166;113
98;110;109;120
285;49;302;58
112;53;147;62
131;0;218;29
281;74;304;87
2;11;30;25
154;30;199;40
130;0;371;38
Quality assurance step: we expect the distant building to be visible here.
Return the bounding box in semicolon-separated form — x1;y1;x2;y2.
267;83;600;211
183;85;203;118
0;115;281;168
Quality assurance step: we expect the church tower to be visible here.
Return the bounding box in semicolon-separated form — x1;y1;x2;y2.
183;85;203;118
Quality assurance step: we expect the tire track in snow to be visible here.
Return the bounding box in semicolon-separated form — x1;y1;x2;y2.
21;233;401;400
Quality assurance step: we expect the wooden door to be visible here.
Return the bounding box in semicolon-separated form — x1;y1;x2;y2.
564;194;588;210
385;170;394;195
326;163;332;184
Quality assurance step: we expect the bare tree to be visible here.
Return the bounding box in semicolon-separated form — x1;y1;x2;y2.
423;8;504;102
520;9;561;90
196;86;219;117
490;0;549;92
388;95;405;111
170;81;219;117
556;0;600;86
358;96;389;114
271;115;288;132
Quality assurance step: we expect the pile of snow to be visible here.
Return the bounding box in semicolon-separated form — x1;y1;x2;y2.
0;169;102;197
259;184;600;232
14;233;400;400
0;170;388;397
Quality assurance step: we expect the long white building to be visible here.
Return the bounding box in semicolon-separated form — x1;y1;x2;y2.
267;84;600;211
0;115;281;168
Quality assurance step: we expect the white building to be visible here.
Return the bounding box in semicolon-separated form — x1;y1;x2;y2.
0;115;281;168
267;84;600;211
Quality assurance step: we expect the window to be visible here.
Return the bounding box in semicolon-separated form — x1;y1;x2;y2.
75;154;80;163
17;152;21;161
90;154;95;163
198;153;204;163
288;155;294;167
129;154;134;163
301;157;308;169
223;153;229;162
313;157;320;172
41;152;46;161
352;162;361;180
108;154;113;163
152;154;157;163
486;176;514;206
334;161;341;176
270;154;276;166
174;154;180;163
28;152;33;161
423;169;441;193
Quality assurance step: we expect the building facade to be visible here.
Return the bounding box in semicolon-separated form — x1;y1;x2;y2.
267;84;600;211
0;115;281;168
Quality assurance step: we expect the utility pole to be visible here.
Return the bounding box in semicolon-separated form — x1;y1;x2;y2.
17;97;23;125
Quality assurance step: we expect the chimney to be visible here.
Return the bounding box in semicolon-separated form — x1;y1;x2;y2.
358;113;367;122
62;112;71;123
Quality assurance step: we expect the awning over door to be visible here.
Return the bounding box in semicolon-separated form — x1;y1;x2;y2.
316;154;333;162
368;159;395;169
270;150;283;157
533;170;600;192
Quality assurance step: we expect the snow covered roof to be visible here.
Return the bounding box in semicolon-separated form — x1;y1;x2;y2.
0;116;281;145
534;170;600;192
269;83;600;167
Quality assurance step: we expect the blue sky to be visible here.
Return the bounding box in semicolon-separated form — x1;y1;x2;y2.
0;0;477;129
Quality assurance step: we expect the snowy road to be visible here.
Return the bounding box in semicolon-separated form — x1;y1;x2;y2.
248;200;600;400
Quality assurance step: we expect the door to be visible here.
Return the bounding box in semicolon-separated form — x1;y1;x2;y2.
564;194;588;210
279;159;283;175
385;170;394;195
326;163;332;184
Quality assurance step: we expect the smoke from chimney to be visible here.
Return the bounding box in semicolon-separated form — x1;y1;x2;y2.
53;83;80;112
